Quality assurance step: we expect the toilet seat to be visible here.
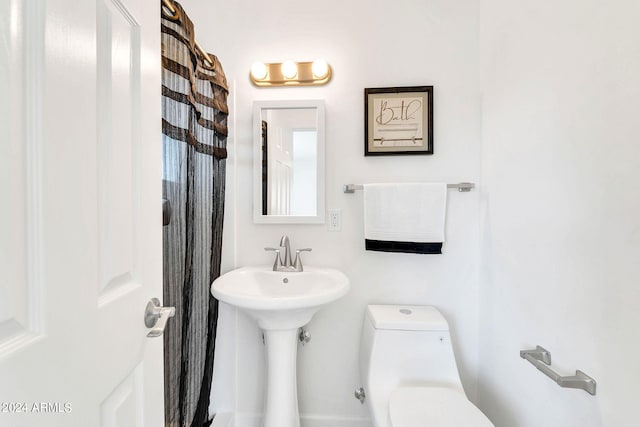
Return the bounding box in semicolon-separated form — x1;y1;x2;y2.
389;386;494;427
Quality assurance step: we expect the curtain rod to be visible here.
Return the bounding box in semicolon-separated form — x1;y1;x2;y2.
343;182;475;193
161;0;214;68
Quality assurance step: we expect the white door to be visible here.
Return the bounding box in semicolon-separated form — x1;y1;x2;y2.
268;125;293;215
0;0;164;426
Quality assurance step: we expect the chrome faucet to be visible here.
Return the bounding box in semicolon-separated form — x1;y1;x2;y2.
280;235;293;269
265;235;312;272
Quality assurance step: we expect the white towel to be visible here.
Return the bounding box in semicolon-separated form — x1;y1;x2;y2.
363;183;447;254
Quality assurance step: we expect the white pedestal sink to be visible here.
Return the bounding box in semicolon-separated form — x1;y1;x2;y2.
211;266;350;427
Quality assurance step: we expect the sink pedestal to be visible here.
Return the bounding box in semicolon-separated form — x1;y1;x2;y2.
263;328;300;427
211;266;350;427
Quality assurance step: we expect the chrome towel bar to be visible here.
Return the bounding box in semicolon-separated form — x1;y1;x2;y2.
520;346;597;395
343;182;475;194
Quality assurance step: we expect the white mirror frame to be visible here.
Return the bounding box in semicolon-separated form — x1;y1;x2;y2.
253;99;326;224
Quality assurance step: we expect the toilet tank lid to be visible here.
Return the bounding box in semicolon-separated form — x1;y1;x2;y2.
366;305;449;331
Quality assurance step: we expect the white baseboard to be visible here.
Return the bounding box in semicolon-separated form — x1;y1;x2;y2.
211;412;234;427
229;412;371;427
301;414;371;427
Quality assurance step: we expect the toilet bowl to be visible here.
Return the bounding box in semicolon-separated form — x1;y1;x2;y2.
359;305;493;427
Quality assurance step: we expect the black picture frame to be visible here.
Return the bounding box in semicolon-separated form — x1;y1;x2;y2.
364;86;433;156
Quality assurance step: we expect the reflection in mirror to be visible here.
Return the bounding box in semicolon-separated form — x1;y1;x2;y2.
253;100;325;224
261;110;317;216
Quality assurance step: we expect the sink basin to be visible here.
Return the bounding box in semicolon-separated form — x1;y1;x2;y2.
211;265;349;329
211;265;350;427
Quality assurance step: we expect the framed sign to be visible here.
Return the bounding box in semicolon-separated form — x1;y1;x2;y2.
364;86;433;156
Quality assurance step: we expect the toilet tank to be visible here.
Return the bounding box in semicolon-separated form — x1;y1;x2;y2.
359;305;464;419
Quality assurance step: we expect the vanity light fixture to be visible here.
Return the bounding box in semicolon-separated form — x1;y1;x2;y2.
311;59;329;79
250;61;268;80
281;60;298;79
250;59;332;87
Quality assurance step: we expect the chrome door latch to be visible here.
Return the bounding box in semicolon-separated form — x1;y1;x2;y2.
144;298;175;338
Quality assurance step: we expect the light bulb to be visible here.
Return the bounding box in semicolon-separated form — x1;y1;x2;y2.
250;61;268;80
312;59;329;78
281;60;298;79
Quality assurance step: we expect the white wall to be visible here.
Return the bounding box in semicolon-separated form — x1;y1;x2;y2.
478;0;640;426
175;0;640;425
184;0;482;423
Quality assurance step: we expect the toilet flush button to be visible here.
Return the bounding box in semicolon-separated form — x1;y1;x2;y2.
399;308;412;315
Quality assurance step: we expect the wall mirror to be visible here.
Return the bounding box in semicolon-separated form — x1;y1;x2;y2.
253;100;325;224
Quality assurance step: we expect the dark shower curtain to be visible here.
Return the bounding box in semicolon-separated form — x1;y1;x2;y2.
161;2;228;426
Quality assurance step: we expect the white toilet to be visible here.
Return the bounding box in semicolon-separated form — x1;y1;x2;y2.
359;305;494;427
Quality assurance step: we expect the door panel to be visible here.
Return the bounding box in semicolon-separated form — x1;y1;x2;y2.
0;0;45;359
96;0;140;302
268;125;293;215
0;0;163;425
101;365;143;427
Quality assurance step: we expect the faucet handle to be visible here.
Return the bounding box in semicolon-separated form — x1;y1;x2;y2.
265;247;283;271
293;248;312;271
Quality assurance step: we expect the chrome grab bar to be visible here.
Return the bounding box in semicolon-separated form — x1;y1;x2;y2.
343;182;475;193
520;346;596;395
